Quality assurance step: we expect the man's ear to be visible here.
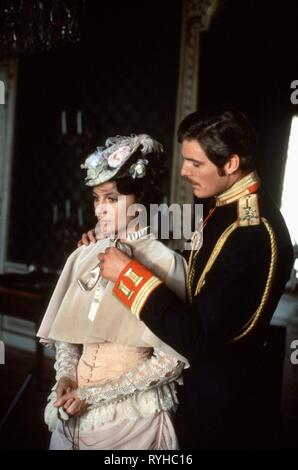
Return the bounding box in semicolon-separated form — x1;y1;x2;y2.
224;154;240;175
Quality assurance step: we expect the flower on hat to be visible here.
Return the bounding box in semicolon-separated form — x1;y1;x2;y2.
80;147;109;184
129;158;149;179
85;147;105;168
81;134;164;187
107;146;131;169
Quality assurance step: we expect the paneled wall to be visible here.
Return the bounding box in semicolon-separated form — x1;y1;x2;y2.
8;1;182;269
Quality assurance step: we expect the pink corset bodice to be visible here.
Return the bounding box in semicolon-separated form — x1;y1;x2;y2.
77;342;152;387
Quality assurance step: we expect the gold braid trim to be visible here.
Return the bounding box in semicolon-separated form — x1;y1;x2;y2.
229;217;277;343
187;222;239;302
131;276;162;319
194;222;239;297
188;217;277;342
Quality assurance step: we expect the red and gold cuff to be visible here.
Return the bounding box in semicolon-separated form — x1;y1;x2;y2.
112;260;162;318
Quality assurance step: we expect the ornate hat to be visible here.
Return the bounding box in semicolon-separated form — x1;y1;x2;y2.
81;134;164;187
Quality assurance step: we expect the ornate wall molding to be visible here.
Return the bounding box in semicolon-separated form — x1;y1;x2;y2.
170;0;218;206
0;60;17;273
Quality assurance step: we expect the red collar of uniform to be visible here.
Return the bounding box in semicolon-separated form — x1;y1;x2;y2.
215;171;260;207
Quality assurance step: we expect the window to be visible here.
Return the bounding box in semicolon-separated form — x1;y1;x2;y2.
280;115;298;245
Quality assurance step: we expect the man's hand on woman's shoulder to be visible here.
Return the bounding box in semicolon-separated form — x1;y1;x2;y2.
77;229;97;247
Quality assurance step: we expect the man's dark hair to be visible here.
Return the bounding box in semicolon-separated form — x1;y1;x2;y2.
177;110;257;172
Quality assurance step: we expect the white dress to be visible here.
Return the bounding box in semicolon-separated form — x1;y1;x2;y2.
39;228;188;450
48;341;183;450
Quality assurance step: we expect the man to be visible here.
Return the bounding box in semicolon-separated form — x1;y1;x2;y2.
87;110;293;448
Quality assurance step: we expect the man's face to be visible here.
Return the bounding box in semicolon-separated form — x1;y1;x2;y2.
181;139;231;199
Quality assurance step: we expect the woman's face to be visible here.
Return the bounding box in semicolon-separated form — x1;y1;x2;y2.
92;181;137;237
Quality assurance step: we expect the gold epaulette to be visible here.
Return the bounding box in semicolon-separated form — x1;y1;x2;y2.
237;193;261;227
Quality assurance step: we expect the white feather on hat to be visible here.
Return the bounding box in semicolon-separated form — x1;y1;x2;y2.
81;134;163;187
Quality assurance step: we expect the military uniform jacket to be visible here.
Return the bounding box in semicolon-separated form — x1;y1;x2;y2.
113;171;293;448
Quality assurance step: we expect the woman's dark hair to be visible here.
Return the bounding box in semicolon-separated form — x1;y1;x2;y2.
177;110;257;173
113;147;166;210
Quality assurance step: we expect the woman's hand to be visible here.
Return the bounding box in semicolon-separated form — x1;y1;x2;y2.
54;390;88;417
77;229;97;247
55;376;77;403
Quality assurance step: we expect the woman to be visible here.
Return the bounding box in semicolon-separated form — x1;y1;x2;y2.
37;134;188;450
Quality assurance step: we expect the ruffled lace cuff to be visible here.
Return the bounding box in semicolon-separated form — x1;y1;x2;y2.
77;349;184;408
54;341;81;383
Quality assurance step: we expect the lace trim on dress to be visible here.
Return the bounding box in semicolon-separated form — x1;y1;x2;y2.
54;341;81;382
76;350;183;407
45;345;184;433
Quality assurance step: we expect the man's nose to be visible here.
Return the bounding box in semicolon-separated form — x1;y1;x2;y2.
181;161;191;178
